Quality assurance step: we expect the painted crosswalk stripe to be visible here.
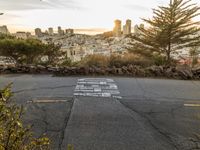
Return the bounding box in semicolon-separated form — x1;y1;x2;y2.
74;78;121;99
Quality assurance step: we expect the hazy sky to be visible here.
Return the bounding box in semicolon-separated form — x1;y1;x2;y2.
0;0;200;34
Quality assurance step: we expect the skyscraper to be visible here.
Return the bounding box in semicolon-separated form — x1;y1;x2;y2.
35;28;42;37
123;19;131;35
48;27;54;36
113;20;122;37
58;26;64;36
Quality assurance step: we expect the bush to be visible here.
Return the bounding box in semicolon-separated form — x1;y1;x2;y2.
109;54;122;67
152;54;166;66
60;56;72;67
78;54;109;68
0;84;50;150
122;53;153;67
77;53;154;68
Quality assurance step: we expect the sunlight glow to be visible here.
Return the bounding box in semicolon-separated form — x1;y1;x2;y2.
0;0;200;34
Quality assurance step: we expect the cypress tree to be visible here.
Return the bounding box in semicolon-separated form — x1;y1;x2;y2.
129;0;200;65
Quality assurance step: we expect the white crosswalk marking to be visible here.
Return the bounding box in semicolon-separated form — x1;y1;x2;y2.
74;78;121;99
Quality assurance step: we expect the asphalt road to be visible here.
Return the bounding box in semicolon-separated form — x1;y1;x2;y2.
0;74;200;150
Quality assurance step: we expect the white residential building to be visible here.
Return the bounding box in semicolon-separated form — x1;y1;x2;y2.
14;32;31;39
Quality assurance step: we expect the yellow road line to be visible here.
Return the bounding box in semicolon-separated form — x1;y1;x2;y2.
184;104;200;107
27;99;68;103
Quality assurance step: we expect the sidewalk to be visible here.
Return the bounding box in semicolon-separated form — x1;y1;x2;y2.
61;97;173;150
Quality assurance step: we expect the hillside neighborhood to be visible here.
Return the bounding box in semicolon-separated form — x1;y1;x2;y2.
0;19;198;64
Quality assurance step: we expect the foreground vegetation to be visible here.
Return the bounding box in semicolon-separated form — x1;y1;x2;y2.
0;84;50;150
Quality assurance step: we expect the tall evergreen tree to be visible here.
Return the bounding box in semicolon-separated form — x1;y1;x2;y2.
129;0;200;64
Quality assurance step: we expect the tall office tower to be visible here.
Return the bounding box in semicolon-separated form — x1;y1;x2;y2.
35;28;43;37
123;19;132;35
0;25;9;34
58;26;64;36
48;27;54;36
126;20;132;34
113;19;122;37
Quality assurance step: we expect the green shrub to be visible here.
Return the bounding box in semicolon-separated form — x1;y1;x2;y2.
60;57;72;67
0;84;50;150
152;54;166;66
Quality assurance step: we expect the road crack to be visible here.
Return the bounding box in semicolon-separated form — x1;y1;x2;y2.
119;100;179;150
58;98;74;150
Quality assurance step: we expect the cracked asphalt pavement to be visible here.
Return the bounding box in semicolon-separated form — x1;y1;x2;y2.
0;74;200;150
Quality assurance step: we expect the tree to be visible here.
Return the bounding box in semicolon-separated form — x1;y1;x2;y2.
43;43;62;65
129;0;200;65
0;38;46;64
22;39;46;64
0;84;50;150
189;46;199;67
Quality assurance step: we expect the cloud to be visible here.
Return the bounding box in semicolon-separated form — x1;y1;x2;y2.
124;4;149;12
2;13;21;18
0;0;83;11
75;28;108;32
74;28;109;35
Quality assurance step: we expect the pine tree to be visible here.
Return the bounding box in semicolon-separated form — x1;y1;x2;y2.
129;0;200;65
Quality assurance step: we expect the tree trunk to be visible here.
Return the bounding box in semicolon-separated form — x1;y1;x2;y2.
166;52;171;65
166;42;171;65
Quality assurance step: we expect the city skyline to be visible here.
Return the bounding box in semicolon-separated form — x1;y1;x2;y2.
0;0;200;34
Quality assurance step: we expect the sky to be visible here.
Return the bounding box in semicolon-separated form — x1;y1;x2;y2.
0;0;200;34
